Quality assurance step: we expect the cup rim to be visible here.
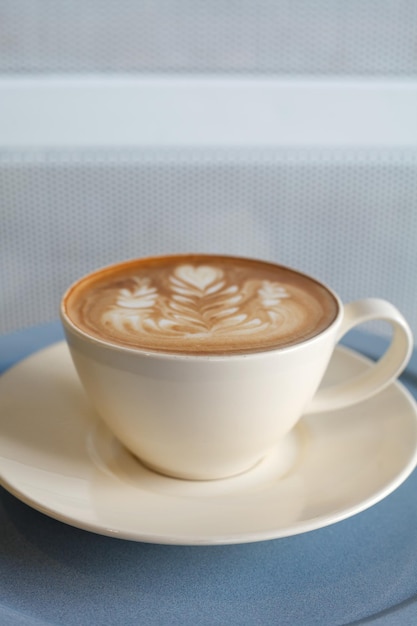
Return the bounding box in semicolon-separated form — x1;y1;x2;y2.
60;252;343;361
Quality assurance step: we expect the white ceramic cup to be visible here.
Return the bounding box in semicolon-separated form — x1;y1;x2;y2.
61;261;413;480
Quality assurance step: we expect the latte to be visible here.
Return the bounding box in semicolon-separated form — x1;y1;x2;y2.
63;254;339;355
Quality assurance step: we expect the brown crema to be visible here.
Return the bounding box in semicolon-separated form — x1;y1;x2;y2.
63;254;339;355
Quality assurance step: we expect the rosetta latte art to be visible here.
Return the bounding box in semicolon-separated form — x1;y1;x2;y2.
102;264;292;338
65;255;339;353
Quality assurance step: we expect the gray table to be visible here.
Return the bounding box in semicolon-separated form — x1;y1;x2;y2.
1;322;417;625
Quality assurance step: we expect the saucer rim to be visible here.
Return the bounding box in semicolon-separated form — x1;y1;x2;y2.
1;341;417;545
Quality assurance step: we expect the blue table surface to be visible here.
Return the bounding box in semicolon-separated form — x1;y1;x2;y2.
1;322;417;626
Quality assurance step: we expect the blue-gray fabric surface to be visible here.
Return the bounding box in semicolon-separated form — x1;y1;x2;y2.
1;323;417;625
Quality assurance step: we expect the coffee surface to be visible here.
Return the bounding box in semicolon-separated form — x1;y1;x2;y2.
64;255;339;354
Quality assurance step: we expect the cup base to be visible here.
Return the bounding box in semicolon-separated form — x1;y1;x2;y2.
129;429;302;482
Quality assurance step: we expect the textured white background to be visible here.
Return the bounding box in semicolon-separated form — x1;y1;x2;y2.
2;147;417;337
1;1;416;338
1;0;417;74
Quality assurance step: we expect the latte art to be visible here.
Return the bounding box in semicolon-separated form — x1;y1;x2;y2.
103;265;292;340
64;255;339;354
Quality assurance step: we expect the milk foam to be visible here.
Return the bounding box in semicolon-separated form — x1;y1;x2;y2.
102;264;293;339
65;256;339;354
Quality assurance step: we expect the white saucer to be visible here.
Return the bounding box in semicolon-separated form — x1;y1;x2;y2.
1;342;417;545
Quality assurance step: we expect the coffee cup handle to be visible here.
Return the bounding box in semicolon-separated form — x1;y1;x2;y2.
306;298;413;414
